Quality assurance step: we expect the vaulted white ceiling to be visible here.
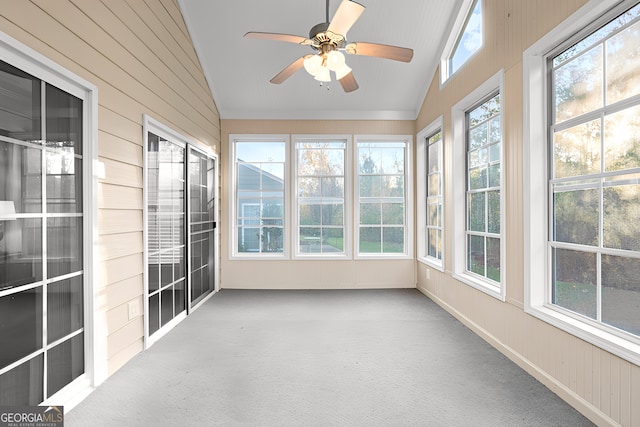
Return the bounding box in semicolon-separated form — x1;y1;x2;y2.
178;0;462;120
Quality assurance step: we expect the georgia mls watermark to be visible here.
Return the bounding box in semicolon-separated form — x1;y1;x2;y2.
0;406;63;427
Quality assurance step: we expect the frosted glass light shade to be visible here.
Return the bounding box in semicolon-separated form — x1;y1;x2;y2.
303;55;322;77
326;50;346;71
314;66;331;82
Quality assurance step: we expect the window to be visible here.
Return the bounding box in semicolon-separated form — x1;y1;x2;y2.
0;47;96;405
417;118;444;268
524;0;640;364
230;136;288;257
355;137;412;257
467;93;501;283
441;0;483;83
452;71;504;300
294;137;349;257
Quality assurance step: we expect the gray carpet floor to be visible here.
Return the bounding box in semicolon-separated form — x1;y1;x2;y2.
67;289;594;426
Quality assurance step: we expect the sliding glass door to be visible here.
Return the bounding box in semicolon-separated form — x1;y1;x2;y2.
0;60;85;405
145;120;217;343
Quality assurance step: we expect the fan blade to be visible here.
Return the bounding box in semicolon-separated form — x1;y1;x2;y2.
270;56;308;84
327;0;365;37
338;71;359;93
244;32;312;45
345;42;414;62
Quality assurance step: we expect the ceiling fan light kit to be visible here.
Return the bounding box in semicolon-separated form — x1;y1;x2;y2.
244;0;414;93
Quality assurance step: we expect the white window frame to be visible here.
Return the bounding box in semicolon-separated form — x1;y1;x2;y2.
452;70;505;301
417;117;445;270
524;0;640;365
292;135;352;260
440;0;483;86
354;135;413;260
228;134;291;260
0;31;100;407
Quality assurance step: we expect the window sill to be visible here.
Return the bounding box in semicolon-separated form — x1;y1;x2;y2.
452;271;505;301
525;303;640;366
417;257;444;271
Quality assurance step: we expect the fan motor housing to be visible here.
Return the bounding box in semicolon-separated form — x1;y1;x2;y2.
309;22;345;50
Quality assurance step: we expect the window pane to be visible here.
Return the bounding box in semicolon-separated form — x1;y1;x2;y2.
0;141;42;214
487;237;500;282
468;192;485;232
428;138;440;172
46;84;82;155
604;105;640;172
322;177;344;198
467;235;485;276
238;227;260;252
322;228;343;252
359;227;381;253
0;355;43;406
0;286;42;370
298;177;321;197
428;202;441;228
236;142;285;163
469;167;487;190
381;176;404;197
149;293;159;335
488;164;500;188
606;20;640;105
300;204;321;226
552;248;597;319
174;279;185;315
359;175;381;197
0;218;43;289
382;227;404;253
554;46;603;123
487;190;500;234
360;203;380;225
47;275;83;343
161;288;173;326
602;254;640;335
382;203;404;225
46;154;82;213
553;119;601;178
469;123;487;150
299;227;321;253
428;173;440;197
469;94;499;125
47;333;83;397
603;184;640;251
47;217;83;279
0;61;41;143
450;0;482;74
427;229;439;258
261;227;283;252
262;167;284;190
553;188;599;246
322;203;343;226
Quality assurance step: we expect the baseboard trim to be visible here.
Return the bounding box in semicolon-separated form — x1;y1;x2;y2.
416;285;618;427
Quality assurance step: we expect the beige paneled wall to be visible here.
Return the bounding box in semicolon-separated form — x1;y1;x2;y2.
1;0;220;375
220;120;416;289
415;1;639;425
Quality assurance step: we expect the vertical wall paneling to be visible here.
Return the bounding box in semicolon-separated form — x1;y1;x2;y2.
414;0;640;425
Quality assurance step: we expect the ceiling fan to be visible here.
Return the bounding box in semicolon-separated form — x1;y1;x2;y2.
244;0;414;93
